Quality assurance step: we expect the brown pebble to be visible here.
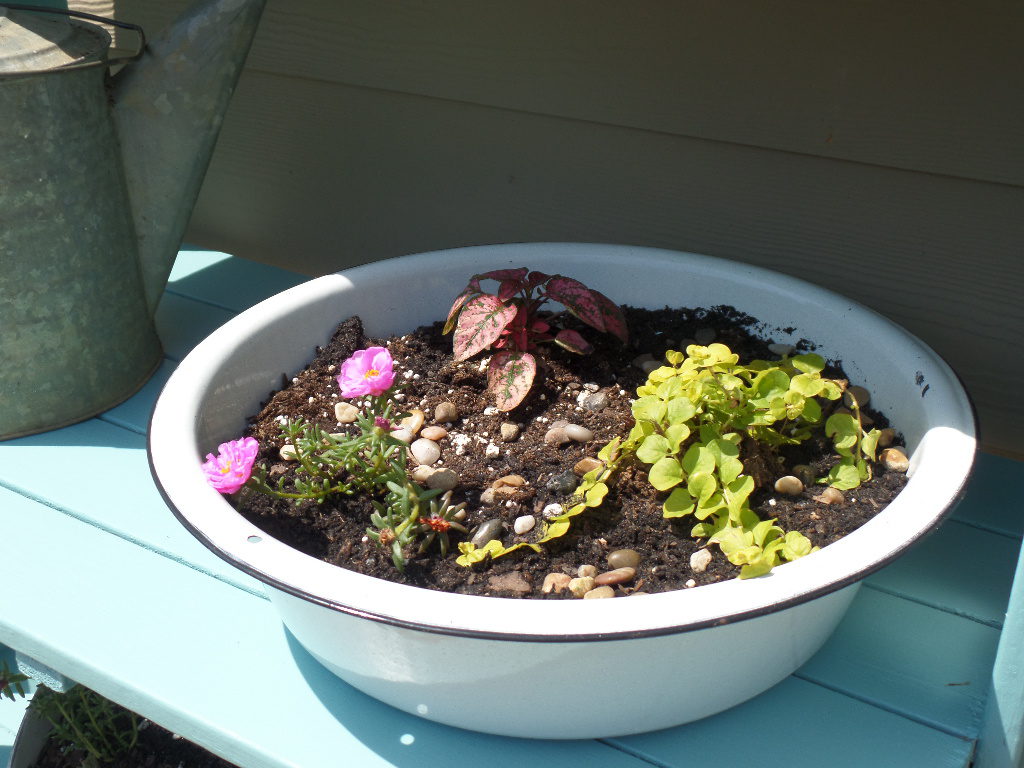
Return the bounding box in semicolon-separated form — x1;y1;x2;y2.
791;464;816;486
544;427;571;447
433;401;458;423
583;586;616;599
399;409;425;435
541;573;572;594
881;447;910;473
568;576;595;598
814;487;845;505
607;549;641;570
843;386;871;409
420;425;448;441
494;474;526;488
500;422;521;442
491;486;519;500
487;572;531;594
574;457;603;476
774;475;804;495
594;567;636;586
877;428;896;448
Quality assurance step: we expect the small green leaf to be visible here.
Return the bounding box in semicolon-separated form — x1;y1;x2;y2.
665;422;691;452
637;434;672;464
649;456;684;490
584;482;609;507
790;373;824;397
665;349;685;366
666;396;697;423
687;471;718;504
632;395;667;423
801;397;822;423
681;443;715;476
663;486;696;518
707;439;742;484
781;531;814;560
826;413;859;454
827;462;862;490
597;437;621;463
791;353;825;374
724;475;755;516
656;376;685;400
861;429;881;461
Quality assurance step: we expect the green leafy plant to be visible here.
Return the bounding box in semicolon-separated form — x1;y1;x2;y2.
0;658;29;702
205;347;466;571
444;267;628;410
621;342;880;577
30;685;140;766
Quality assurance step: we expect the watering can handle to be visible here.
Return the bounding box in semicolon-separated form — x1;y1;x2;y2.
0;3;146;60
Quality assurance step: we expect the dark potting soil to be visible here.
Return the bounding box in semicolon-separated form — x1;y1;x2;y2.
30;720;236;768
233;306;907;598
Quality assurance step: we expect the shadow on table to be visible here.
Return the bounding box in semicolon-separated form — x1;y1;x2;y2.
282;630;618;767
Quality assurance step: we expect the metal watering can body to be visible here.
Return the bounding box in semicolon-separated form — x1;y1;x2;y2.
0;0;266;439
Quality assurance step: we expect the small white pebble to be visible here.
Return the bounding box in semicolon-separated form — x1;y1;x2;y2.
308;396;315;404
413;374;421;380
514;515;537;534
619;389;627;396
291;377;299;384
478;359;488;372
541;503;564;519
327;365;336;372
403;369;415;379
685;579;697;588
394;393;405;401
768;498;777;506
361;535;369;543
485;443;500;458
483;406;498;416
584;382;599;391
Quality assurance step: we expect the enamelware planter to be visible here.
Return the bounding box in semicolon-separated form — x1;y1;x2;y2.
149;243;976;739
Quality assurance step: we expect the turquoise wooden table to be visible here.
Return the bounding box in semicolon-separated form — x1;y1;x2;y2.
1;248;1022;768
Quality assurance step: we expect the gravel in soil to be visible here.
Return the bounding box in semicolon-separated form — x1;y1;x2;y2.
234;306;907;598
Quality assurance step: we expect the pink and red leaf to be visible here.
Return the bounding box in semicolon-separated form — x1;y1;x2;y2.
475;267;529;283
443;287;477;335
590;290;629;343
453;295;518;361
497;279;520;302
545;277;606;333
554;328;593;355
487;351;536;411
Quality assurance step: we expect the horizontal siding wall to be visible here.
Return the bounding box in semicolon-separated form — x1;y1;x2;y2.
82;1;1024;456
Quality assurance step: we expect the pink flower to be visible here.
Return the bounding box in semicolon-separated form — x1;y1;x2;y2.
337;347;395;397
202;437;259;494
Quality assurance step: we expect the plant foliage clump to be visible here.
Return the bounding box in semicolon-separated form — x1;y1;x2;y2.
621;343;881;577
444;267;628;410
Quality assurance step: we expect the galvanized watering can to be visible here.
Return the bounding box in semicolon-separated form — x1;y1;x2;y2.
0;0;266;439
